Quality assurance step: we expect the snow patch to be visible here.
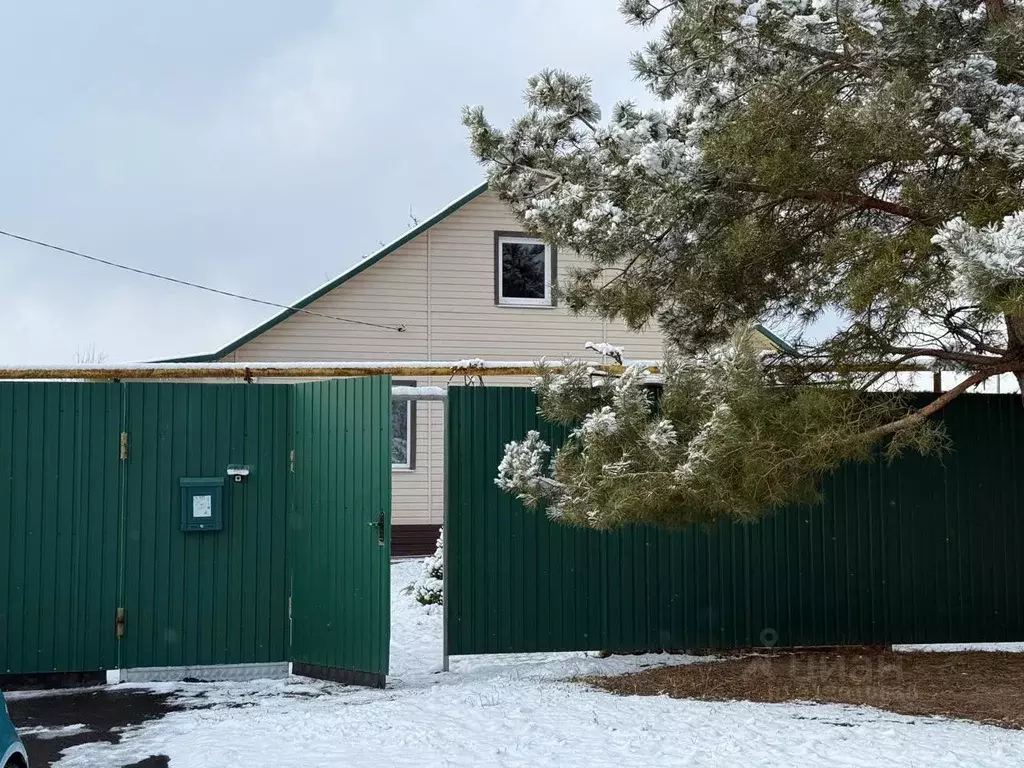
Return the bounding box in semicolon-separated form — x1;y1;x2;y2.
896;642;1024;653
18;723;90;740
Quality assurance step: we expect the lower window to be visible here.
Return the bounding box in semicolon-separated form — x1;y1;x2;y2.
391;381;415;469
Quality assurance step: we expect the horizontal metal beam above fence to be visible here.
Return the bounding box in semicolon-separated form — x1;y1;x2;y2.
0;359;938;384
0;360;658;382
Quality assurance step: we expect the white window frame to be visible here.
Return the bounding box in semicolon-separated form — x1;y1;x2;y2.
496;235;553;307
391;385;415;471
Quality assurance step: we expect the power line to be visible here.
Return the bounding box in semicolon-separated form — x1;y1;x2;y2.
0;228;405;333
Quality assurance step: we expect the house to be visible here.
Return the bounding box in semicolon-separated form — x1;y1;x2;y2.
170;183;788;555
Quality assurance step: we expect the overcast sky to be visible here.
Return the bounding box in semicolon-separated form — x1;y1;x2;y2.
0;1;652;364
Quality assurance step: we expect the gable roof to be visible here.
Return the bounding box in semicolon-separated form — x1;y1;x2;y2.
161;181;795;361
751;324;794;354
161;182;489;362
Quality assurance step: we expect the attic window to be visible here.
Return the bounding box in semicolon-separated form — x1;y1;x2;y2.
495;233;555;307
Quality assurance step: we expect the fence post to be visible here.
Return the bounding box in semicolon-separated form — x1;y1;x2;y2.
442;393;450;673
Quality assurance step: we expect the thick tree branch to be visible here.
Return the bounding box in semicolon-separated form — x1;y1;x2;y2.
856;352;940;391
862;360;1024;441
730;182;937;223
987;0;1008;23
1005;313;1024;354
942;306;1007;355
885;346;1003;367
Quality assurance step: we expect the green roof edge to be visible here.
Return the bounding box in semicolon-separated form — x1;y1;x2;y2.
753;323;797;354
157;182;490;363
157;180;794;363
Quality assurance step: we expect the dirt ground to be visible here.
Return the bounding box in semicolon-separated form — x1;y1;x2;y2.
6;688;178;768
582;647;1024;730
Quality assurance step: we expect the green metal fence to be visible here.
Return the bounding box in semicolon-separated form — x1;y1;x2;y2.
0;383;123;675
0;378;392;681
445;387;1024;656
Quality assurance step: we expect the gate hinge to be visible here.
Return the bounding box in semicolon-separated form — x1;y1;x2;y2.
119;432;128;461
289;449;295;473
115;607;126;638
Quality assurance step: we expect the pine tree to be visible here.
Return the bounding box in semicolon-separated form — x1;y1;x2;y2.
471;1;1024;528
413;530;444;606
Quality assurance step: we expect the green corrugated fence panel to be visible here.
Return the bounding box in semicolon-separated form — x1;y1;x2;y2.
0;383;122;674
2;378;393;677
290;376;391;679
119;383;292;669
446;387;1024;655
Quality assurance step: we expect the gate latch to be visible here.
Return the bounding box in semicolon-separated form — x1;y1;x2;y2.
368;513;386;546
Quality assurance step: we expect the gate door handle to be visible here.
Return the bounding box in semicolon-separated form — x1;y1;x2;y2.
368;512;386;545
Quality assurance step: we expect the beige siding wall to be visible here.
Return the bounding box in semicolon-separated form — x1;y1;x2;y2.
426;193;665;359
228;190;667;526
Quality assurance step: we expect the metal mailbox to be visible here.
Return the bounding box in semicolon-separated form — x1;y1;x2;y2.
180;477;225;532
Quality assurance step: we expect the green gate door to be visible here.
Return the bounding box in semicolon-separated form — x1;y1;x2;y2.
118;384;293;672
290;377;392;688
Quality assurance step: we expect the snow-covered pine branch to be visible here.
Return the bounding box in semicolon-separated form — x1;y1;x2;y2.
495;430;563;511
584;341;625;364
933;213;1024;307
494;327;943;529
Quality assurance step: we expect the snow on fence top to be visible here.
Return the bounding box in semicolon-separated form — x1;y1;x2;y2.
391;386;447;400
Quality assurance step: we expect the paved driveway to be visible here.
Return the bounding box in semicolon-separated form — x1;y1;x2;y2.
6;687;177;768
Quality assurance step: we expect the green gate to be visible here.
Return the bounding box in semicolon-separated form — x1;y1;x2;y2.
290;377;392;688
118;384;292;672
0;378;392;687
446;387;1024;655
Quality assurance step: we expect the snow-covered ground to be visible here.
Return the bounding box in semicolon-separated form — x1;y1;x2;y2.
894;642;1024;653
52;561;1024;767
